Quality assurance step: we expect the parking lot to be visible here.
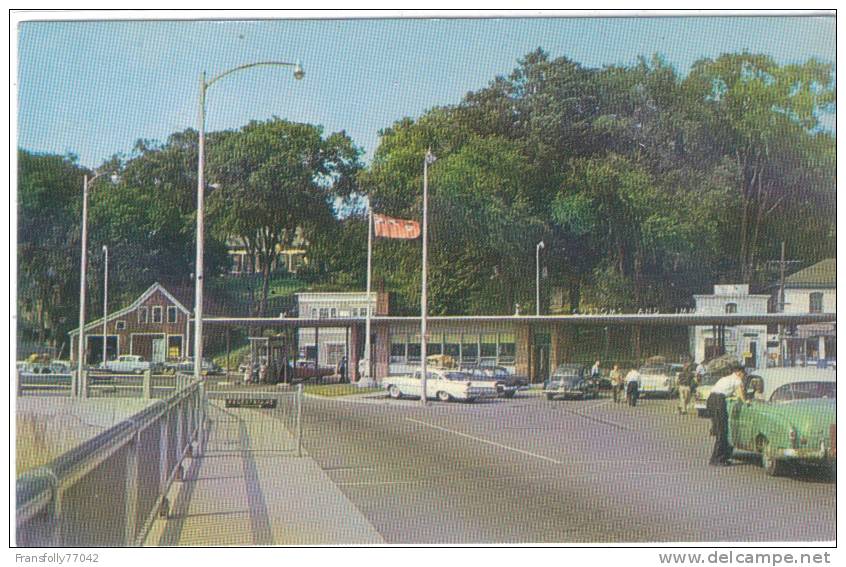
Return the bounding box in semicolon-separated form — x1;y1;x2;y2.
295;390;835;544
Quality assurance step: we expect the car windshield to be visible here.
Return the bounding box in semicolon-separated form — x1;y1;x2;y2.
444;372;469;381
553;365;583;377
769;381;836;403
639;365;668;374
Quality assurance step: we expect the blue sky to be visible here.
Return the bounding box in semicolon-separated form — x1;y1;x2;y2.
17;15;835;168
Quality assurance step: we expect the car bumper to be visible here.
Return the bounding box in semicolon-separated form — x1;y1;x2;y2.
773;443;836;465
546;389;588;398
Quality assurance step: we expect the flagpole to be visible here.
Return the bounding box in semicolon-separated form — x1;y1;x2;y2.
421;149;433;406
363;208;373;385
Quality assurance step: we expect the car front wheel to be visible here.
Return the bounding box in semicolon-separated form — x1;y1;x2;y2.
760;438;787;477
437;390;451;402
388;385;402;399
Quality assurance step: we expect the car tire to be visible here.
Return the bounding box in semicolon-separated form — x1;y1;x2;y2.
437;391;451;403
760;438;787;477
388;385;402;399
503;391;516;399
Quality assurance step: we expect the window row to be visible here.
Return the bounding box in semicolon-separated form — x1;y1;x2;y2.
390;332;516;365
309;307;371;318
137;306;178;324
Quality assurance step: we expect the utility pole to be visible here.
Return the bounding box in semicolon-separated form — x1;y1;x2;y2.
767;241;802;367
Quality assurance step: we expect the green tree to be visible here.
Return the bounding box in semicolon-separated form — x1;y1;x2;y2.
209;118;362;316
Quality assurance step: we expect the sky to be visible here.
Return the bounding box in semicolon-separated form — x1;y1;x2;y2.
16;14;836;169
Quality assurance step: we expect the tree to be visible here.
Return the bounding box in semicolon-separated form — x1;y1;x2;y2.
209;118;362;316
683;53;835;282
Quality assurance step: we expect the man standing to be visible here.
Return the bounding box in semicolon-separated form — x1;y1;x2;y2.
590;359;601;382
625;367;641;406
610;364;625;403
676;362;695;414
707;363;749;466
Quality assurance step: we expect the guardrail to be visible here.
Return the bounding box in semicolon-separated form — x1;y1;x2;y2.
16;374;207;547
16;370;191;399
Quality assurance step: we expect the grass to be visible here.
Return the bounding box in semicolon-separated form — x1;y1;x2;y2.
303;384;383;397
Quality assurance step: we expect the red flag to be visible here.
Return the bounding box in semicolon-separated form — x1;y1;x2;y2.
373;213;421;239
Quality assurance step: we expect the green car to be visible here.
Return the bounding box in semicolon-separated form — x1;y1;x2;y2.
727;368;836;477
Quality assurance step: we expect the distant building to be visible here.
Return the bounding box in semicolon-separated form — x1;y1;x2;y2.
780;259;836;365
296;291;388;369
690;284;770;368
69;282;191;365
227;231;308;276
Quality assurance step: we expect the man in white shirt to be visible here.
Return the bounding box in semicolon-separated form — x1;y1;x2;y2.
625;368;641;406
707;363;749;466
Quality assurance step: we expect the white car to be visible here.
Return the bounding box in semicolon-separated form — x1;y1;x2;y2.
384;368;498;402
100;355;160;374
637;364;676;396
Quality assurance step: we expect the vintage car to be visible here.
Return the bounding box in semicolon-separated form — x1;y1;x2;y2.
727;368;836;476
100;354;162;374
463;365;528;398
638;363;676;397
544;363;598;400
165;357;224;375
384;368;498;402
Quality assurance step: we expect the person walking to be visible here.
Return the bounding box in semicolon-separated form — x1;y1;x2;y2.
707;363;749;466
609;364;625;403
590;359;601;381
676;362;695;414
625;367;641;406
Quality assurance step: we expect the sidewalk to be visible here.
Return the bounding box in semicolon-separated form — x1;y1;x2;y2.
145;400;384;546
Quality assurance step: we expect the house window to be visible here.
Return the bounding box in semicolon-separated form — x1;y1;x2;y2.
390;335;406;363
311;308;317;318
167;336;183;359
138;307;148;324
167;306;177;323
330;308;337;318
152;306;163;323
809;292;823;314
498;333;516;364
319;308;330;319
725;303;738;314
116;320;126;331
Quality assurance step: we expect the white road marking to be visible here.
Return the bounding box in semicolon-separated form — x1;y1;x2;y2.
405;417;564;465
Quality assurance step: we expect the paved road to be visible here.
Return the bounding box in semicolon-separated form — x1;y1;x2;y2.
292;393;835;544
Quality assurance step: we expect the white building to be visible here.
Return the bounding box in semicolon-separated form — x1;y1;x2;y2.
296;292;382;368
690;284;770;368
780;259;836;364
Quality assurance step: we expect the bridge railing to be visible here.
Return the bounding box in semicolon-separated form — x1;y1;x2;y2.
16;370;191;399
15;375;207;547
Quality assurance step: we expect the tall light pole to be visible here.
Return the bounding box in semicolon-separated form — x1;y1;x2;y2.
102;245;109;366
76;171;114;378
194;60;304;382
536;241;545;316
420;149;436;406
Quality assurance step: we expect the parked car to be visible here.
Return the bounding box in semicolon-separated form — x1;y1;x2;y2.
464;365;528;398
100;355;161;374
638;364;676;397
544;363;598;400
293;360;335;381
165;357;223;375
727;368;836;477
384;368;498;402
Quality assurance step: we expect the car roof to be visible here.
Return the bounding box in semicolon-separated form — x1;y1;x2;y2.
750;368;837;400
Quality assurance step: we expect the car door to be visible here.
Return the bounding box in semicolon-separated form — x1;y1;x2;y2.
729;376;763;450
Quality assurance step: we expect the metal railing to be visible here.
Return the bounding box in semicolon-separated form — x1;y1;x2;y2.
16;370;187;399
16;375;207;547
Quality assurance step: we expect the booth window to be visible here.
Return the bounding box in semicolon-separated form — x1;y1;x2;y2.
461;334;478;365
809;292;823;313
390;335;407;363
498;333;516;364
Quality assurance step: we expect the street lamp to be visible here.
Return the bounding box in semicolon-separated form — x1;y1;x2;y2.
102;245;109;367
536;241;545;316
76;171;115;379
194;60;304;382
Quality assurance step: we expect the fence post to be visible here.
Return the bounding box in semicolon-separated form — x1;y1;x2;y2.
16;368;22;397
80;370;89;399
296;383;304;457
159;413;169;492
124;428;140;546
143;370;152;399
196;381;206;457
71;370;78;398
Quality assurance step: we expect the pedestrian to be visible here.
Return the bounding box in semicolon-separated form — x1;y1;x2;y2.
707;363;749;466
676;361;695;414
609;364;625;403
695;360;706;383
625;368;641;406
590;359;601;382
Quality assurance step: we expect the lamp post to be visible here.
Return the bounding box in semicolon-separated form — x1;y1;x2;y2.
536;241;545;316
194;60;304;382
102;245;109;366
76;171;115;379
420;149;436;406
